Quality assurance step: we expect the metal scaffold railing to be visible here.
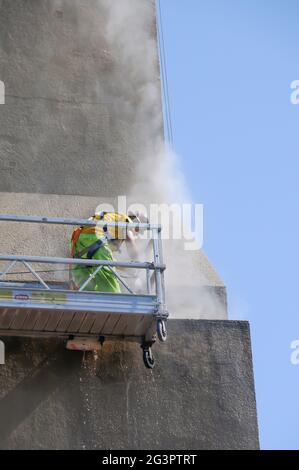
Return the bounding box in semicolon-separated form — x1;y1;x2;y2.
0;214;169;369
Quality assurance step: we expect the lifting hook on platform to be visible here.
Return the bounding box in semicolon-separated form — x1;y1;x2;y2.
157;319;167;342
142;343;155;369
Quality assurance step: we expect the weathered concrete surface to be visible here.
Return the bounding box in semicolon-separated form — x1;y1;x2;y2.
0;320;259;450
0;0;162;196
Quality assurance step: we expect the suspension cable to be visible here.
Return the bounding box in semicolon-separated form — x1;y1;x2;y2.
157;0;174;149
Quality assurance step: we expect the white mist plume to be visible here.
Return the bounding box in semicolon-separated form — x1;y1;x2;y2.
100;0;226;319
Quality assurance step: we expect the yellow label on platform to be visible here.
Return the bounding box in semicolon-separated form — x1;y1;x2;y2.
31;291;67;304
0;290;13;301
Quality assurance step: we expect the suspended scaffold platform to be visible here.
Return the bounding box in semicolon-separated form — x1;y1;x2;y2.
0;215;169;369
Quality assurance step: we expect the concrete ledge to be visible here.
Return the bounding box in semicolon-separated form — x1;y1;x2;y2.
0;320;259;449
0;191;228;319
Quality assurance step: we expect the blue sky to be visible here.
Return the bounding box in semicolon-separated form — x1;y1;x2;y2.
158;0;299;449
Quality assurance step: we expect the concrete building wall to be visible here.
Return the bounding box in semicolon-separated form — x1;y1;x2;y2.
0;0;159;196
0;320;259;450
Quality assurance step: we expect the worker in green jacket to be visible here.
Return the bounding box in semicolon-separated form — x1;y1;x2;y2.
70;211;145;293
